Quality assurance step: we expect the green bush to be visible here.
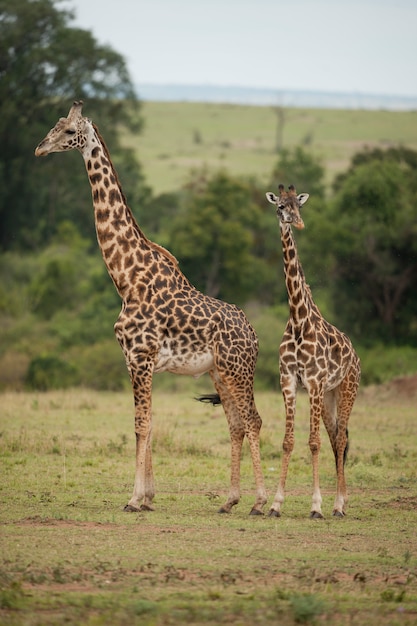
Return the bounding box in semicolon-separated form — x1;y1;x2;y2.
73;340;128;391
289;592;326;624
358;344;417;385
25;354;78;391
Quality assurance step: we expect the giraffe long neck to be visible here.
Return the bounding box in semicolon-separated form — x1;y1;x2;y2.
280;222;314;327
80;125;176;298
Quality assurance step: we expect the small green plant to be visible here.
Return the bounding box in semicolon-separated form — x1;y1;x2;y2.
0;580;26;610
130;598;159;616
403;550;412;565
107;434;128;454
380;588;406;603
289;592;326;624
52;566;68;584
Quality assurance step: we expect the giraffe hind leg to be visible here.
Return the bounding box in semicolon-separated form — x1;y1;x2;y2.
210;372;267;515
331;367;359;517
322;390;338;459
322;389;345;517
213;380;244;513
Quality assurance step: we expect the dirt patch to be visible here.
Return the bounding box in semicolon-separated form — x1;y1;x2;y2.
361;374;417;403
376;496;417;511
385;374;417;398
15;516;118;530
13;516;193;537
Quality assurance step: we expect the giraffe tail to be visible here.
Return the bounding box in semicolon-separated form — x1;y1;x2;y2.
195;393;222;406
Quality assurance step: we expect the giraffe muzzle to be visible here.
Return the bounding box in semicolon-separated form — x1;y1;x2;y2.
35;143;47;157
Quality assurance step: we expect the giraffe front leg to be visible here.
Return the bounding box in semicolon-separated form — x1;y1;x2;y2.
269;378;296;517
269;429;294;517
124;364;155;512
125;427;155;512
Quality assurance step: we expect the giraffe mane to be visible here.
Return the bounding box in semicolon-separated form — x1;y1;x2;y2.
92;123;179;268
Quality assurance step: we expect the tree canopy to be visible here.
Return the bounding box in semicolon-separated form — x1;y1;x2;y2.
168;169;265;303
327;150;417;345
0;0;147;250
1;0;416;389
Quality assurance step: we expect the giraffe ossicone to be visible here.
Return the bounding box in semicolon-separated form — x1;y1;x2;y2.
35;101;267;515
266;184;360;518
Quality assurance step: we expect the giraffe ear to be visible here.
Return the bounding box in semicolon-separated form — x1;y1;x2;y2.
266;192;278;204
297;193;309;206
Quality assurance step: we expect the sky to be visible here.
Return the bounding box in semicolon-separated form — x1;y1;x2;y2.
66;0;417;97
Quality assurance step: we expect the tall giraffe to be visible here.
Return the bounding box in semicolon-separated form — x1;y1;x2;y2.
35;101;267;515
266;185;360;518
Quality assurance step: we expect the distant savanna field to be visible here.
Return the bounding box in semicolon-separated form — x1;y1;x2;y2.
122;102;417;194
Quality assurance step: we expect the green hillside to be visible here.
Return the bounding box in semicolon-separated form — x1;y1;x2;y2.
122;102;417;194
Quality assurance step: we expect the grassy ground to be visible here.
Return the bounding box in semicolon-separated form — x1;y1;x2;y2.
1;383;417;625
122;102;417;194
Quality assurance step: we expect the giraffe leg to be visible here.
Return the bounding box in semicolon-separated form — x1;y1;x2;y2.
332;367;359;517
322;388;345;517
308;384;324;519
142;426;155;510
269;375;296;517
211;376;244;513
322;389;338;458
245;400;268;515
124;362;156;512
210;372;267;515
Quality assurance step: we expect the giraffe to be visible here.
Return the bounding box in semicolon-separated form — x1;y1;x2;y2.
35;101;267;515
265;185;360;518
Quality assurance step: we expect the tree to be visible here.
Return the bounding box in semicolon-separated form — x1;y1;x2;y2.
269;146;326;200
332;146;417;194
0;0;148;250
328;153;417;345
168;169;264;304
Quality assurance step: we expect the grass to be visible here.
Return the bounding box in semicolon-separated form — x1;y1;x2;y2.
1;384;417;624
122;102;417;194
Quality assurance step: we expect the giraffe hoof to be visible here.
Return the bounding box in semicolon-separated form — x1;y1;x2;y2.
249;508;264;516
268;509;281;518
310;511;324;520
139;504;155;512
332;510;345;518
123;504;141;512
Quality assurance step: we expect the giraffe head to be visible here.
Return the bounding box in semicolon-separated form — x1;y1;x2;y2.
266;184;309;229
35;100;91;156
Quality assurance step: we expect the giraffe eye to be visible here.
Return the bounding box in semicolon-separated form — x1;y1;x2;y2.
65;129;76;135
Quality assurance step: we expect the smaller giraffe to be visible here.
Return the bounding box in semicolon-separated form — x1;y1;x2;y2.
266;185;360;518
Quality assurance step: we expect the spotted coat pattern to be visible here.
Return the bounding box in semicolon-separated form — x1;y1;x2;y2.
35;101;267;514
266;185;360;518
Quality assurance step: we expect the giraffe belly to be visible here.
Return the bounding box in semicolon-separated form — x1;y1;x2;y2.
154;342;214;377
